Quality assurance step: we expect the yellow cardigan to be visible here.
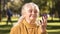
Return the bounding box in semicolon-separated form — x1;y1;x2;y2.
10;19;47;34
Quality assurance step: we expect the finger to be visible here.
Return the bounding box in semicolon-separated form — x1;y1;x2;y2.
40;20;44;25
42;16;47;23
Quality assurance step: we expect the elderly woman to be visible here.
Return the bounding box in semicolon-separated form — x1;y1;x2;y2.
10;2;47;34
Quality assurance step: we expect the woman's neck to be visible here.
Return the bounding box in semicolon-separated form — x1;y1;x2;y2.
25;19;36;24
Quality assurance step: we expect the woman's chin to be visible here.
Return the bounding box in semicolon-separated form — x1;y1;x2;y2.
30;18;36;21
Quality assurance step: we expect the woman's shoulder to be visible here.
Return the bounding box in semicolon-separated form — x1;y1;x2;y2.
11;21;24;30
10;23;22;34
11;16;25;30
11;23;20;30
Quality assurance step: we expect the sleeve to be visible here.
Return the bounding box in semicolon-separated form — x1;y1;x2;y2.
10;25;21;34
38;25;48;34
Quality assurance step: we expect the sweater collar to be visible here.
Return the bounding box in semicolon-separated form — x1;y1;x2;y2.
22;19;38;28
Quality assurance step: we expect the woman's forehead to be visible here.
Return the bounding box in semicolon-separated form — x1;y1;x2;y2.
25;5;37;11
22;3;39;13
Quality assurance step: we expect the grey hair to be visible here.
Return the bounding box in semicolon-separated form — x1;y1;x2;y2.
13;2;40;26
21;2;40;16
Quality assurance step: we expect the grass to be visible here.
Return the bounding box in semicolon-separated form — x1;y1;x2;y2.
0;17;60;34
47;21;60;34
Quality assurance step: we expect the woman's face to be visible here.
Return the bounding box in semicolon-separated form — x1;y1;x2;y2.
24;6;38;21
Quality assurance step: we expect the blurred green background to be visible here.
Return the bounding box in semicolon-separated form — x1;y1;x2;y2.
0;0;60;34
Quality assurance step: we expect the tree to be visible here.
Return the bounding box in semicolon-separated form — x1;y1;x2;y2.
32;0;47;9
55;0;60;20
0;10;2;22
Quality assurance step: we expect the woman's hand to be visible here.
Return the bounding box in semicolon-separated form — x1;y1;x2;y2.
40;15;47;33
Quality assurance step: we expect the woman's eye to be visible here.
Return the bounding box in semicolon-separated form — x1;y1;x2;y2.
29;10;32;13
28;9;38;13
34;10;37;13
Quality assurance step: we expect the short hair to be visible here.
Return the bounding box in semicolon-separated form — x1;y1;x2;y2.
21;2;40;16
14;3;40;26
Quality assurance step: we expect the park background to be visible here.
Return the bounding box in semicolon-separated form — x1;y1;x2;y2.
0;0;60;34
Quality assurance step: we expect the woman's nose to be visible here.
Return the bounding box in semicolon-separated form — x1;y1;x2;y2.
32;12;35;15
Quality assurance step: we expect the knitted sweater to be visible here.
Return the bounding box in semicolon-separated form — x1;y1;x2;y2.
10;19;47;34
